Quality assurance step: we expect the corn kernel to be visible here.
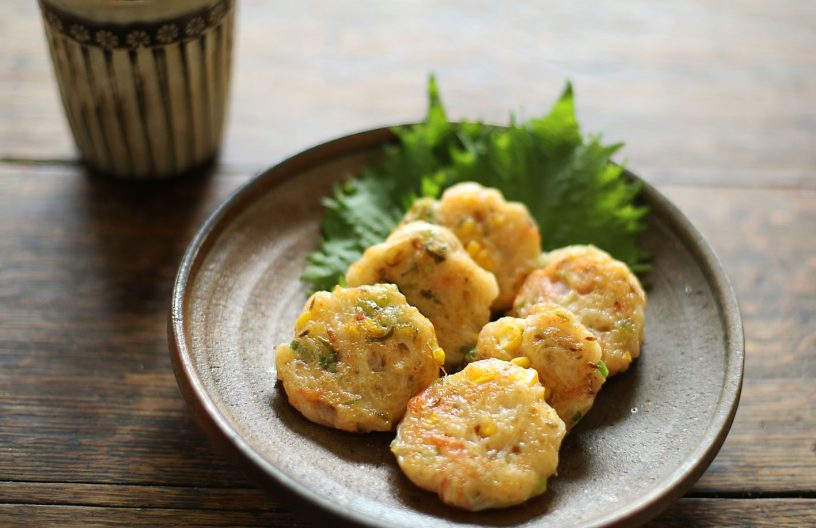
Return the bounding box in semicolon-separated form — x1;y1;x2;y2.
466;364;497;384
465;239;482;259
475;248;494;271
491;213;506;227
396;325;418;341
295;311;312;331
624;352;633;364
458;217;479;238
362;318;390;338
516;368;539;386
432;347;446;365
477;418;497;437
510;356;531;368
497;322;523;352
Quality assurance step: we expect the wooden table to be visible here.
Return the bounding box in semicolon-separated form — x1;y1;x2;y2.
2;1;814;526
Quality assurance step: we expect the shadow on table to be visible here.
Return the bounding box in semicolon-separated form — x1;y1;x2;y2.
76;160;222;316
8;159;256;488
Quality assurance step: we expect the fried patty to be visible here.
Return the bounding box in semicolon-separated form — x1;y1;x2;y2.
346;221;498;370
513;245;646;376
276;284;443;432
391;358;565;511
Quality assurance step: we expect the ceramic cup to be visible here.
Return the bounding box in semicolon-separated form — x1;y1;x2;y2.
38;0;235;178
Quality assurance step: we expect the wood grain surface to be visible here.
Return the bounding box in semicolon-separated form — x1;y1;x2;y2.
1;0;814;526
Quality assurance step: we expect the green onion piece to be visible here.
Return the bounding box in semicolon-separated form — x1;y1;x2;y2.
317;337;338;372
597;360;609;379
374;291;392;307
318;353;337;372
534;477;548;495
461;346;477;362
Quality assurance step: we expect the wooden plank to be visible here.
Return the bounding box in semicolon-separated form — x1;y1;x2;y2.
0;499;812;527
0;504;310;527
662;186;816;493
0;164;250;487
2;0;815;185
645;498;816;528
663;186;816;382
691;380;816;493
0;482;274;511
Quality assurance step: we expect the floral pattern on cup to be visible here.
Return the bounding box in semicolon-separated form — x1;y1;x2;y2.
209;4;227;24
126;31;151;49
69;24;89;42
95;30;119;49
156;24;179;44
45;11;62;31
42;0;232;49
185;17;206;37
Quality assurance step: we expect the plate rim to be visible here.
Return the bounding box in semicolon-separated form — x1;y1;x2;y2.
168;125;745;528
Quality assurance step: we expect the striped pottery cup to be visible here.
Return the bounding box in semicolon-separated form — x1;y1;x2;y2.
38;0;235;178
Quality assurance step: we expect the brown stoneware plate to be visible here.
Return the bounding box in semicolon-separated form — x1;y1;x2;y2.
169;127;744;527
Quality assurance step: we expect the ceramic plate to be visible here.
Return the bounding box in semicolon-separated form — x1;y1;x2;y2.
168;127;744;527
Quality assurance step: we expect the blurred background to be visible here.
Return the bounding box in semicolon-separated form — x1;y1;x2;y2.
4;0;814;184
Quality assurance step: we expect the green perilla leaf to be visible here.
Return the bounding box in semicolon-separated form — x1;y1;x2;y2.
301;77;650;293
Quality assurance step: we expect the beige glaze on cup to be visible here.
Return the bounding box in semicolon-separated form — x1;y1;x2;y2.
39;0;235;178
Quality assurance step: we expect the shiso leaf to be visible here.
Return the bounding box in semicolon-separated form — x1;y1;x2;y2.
301;77;650;292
